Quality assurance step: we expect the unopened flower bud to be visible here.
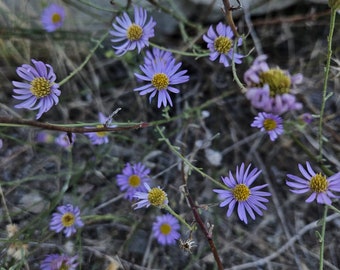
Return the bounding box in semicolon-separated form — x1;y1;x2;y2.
329;0;340;10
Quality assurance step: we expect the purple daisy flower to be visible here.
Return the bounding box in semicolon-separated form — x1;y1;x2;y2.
203;22;243;67
152;214;181;245
244;55;303;115
55;133;76;148
110;6;156;56
133;183;168;209
286;162;340;205
213;163;271;224
85;113;110;145
41;3;66;32
12;59;61;119
134;53;189;108
144;47;174;66
36;131;54;143
251;112;284;141
117;162;151;200
40;253;78;270
50;204;84;237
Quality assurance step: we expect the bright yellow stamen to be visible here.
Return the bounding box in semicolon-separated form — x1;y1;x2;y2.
30;77;52;98
309;173;328;192
127;24;143;41
263;118;277;131
129;174;141;187
214;36;233;54
52;13;62;24
60;262;69;270
61;213;75;227
148;187;167;207
232;184;251;201
160;223;171;235
151;73;169;90
96;124;107;137
259;69;291;97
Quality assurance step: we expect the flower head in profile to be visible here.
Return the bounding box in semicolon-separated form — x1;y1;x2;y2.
40;253;78;270
12;59;61;119
117;162;151;200
110;6;156;56
144;47;174;66
152;214;180;245
85;113;111;145
50;204;84;237
213;163;271;224
41;3;65;32
203;22;243;67
251;112;283;141
133;183;168;209
134;51;189;108
286;162;340;205
244;55;303;115
55;133;76;148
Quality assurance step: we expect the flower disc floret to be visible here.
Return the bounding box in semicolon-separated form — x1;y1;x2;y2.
203;22;243;67
110;6;156;56
152;73;170;90
12;59;61;119
213;163;271;224
286;162;340;205
259;69;291;97
133;183;168;209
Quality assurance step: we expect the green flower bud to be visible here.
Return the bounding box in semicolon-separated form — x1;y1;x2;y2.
329;0;340;10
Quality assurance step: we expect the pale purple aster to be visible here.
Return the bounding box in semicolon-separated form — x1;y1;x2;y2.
85;113;110;145
50;204;84;237
286;162;340;205
144;47;174;66
40;254;78;270
251;112;284;141
300;113;313;124
41;3;66;32
152;214;180;245
110;6;156;56
244;55;303;115
36;131;54;143
12;59;61;119
134;55;189;108
203;22;243;67
213;163;271;224
55;133;76;148
117;162;151;200
133;183;168;209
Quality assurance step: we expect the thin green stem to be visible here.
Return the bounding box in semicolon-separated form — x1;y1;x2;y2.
319;205;328;270
149;42;209;58
318;8;337;161
156;126;228;190
164;205;193;231
58;31;109;87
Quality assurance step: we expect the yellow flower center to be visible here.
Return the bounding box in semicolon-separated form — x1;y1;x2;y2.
30;77;52;98
148;187;167;207
61;212;75;227
128;174;141;187
60;262;69;270
214;36;233;54
232;184;251;201
96;124;107;137
52;13;62;24
263;118;277;131
259;69;291;97
160;223;171;235
151;73;169;90
309;173;328;193
127;24;143;41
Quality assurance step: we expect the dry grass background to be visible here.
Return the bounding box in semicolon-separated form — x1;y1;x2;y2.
0;0;340;269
